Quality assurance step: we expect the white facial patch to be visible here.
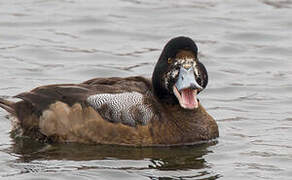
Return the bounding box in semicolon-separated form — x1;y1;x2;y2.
193;64;199;76
175;58;196;70
176;58;200;77
164;69;179;89
87;92;154;126
175;58;195;65
171;69;179;78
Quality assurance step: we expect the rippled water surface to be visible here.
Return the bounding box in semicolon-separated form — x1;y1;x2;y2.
0;0;292;179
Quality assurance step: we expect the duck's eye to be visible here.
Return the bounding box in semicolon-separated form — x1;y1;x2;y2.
167;58;173;64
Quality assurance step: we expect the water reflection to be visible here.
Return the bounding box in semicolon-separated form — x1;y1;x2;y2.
9;137;217;171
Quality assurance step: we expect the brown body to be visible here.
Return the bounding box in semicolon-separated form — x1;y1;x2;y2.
2;77;218;146
0;37;219;146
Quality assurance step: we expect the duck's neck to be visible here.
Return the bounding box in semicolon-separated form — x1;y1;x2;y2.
162;102;202;125
153;102;218;145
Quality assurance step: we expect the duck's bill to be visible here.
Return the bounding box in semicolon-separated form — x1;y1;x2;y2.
173;86;198;109
172;66;202;109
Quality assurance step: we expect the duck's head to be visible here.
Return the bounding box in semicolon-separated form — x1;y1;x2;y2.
152;36;208;110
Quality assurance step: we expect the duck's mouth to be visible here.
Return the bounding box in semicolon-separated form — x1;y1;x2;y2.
173;86;198;109
172;66;203;109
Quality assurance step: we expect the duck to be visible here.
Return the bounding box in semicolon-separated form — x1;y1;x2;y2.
0;36;219;146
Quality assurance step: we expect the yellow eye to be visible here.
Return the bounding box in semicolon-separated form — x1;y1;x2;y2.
167;58;172;64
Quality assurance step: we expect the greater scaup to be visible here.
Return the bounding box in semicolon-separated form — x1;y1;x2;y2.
0;36;218;146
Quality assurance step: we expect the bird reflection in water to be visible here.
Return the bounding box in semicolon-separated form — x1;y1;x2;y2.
9;137;218;172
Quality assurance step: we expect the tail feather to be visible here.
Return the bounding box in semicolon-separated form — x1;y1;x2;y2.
0;98;16;116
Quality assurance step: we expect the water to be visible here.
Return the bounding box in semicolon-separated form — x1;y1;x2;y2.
0;0;291;179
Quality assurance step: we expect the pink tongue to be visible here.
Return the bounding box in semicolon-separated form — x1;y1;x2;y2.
181;89;198;109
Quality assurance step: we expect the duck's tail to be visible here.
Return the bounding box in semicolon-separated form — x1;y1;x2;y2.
0;98;16;116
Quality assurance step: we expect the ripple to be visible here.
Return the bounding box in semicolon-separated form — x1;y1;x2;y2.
241;151;285;158
235;162;283;172
115;48;160;57
226;32;286;42
251;141;292;149
0;45;21;50
220;117;247;122
117;62;152;71
283;118;292;121
262;0;292;8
